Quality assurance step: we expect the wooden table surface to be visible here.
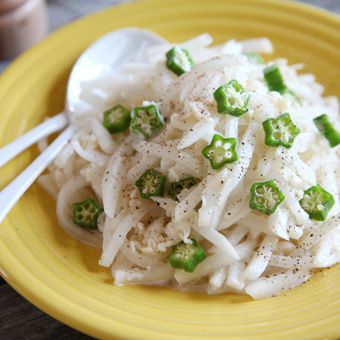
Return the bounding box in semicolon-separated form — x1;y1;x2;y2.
1;0;340;339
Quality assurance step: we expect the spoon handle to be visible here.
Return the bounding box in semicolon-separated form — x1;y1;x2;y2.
0;125;74;224
0;112;68;168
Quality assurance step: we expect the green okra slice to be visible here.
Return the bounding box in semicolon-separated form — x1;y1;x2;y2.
282;89;302;105
202;134;238;170
249;180;285;216
264;64;287;93
213;79;251;117
170;177;197;201
264;64;301;105
299;184;334;221
72;197;103;230
165;46;195;76
103;104;131;133
135;168;166;199
169;239;206;272
262;112;300;149
243;52;265;64
313;113;340;147
130;104;164;139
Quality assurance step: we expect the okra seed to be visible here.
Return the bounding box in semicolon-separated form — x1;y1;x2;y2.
223;143;231;150
257;187;265;194
175;185;183;194
228;97;237;106
256;197;264;204
183;254;191;261
273;132;281;140
150;118;158;126
226;87;234;95
282;134;289;143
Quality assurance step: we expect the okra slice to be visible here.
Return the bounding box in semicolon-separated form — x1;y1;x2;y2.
313;113;340;147
169;239;206;272
72;197;103;230
299;184;334;221
243;52;265;64
264;64;301;105
130;104;164;139
202;134;238;170
282;89;302;105
213;79;251;117
135;168;166;199
166;46;195;76
264;64;287;93
250;180;285;216
262;112;300;149
103;104;131;133
170;177;197;201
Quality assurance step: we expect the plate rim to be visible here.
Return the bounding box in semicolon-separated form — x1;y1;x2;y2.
1;0;340;339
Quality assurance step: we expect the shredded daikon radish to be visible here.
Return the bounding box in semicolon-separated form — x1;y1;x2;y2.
40;32;340;299
90;117;117;154
56;175;102;248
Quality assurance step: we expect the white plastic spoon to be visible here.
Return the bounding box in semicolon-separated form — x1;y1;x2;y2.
0;27;165;223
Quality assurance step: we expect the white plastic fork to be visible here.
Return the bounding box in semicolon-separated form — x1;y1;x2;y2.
0;126;74;223
0;113;68;168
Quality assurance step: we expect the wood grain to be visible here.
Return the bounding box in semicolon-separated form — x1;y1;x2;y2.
0;277;95;339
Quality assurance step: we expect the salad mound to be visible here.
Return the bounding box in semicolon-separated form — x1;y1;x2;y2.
39;33;340;299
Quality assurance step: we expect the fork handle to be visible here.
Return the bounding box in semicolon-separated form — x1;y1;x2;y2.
0;112;68;168
0;125;74;224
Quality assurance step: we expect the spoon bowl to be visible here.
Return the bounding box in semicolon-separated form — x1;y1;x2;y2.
66;27;166;120
0;27;165;223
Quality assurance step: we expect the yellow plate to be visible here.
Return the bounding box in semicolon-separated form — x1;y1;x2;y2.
1;0;340;339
